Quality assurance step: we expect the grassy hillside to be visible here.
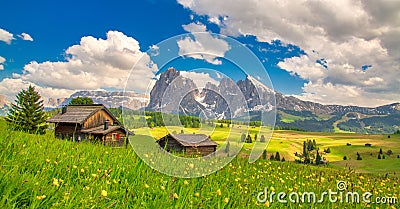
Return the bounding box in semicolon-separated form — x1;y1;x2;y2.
275;109;400;134
135;125;400;176
0;120;399;208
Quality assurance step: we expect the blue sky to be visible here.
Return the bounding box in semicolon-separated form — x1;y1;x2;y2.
0;0;399;107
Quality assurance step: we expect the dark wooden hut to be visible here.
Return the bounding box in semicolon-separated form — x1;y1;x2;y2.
158;134;217;156
47;104;132;146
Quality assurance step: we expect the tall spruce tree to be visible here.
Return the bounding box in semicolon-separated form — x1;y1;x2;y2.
246;134;252;143
225;140;230;154
303;141;308;157
316;150;322;165
262;149;267;160
275;152;281;161
260;135;266;142
241;133;246;142
6;85;48;134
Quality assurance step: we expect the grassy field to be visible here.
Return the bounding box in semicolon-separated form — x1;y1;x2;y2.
135;124;400;176
1;120;399;208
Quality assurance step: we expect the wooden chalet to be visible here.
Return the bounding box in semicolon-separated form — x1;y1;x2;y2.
47;104;132;146
158;134;218;156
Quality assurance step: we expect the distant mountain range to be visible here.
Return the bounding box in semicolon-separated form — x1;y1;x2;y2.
1;68;399;134
147;68;400;134
42;91;149;110
0;91;149;115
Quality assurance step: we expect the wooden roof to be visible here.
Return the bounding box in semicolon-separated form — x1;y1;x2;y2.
47;104;119;125
163;134;218;147
81;125;124;135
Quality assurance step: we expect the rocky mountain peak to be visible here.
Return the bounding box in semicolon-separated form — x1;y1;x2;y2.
148;68;203;115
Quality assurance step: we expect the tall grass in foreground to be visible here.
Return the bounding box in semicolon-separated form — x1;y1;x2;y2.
0;120;399;208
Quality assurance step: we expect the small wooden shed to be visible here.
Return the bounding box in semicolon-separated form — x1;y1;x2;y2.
47;104;132;146
158;134;217;156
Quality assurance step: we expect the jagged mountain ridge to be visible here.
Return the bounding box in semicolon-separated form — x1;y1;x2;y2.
148;68;400;119
43;91;149;110
147;68;204;116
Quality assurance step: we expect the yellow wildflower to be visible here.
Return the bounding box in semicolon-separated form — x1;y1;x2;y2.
216;189;221;196
36;195;46;200
265;200;270;207
173;193;179;199
101;190;107;197
52;178;59;187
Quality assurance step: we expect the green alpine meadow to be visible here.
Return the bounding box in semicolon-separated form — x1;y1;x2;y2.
1;1;400;208
1;118;399;208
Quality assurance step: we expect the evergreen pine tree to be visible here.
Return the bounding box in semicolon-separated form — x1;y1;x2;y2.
254;133;258;142
225;141;230;154
281;157;285;162
260;135;266;142
241;133;246;142
270;154;275;161
275;152;281;161
246;134;252;143
356;152;362;160
6;85;48;134
303;141;308;157
325;147;331;153
378;154;381;159
262;149;267;160
316;150;322;165
379;148;383;155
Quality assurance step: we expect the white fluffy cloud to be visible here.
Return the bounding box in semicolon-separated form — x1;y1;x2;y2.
178;0;400;107
18;32;33;41
178;22;230;65
0;78;75;101
0;56;5;70
180;71;219;89
0;28;14;44
0;31;158;102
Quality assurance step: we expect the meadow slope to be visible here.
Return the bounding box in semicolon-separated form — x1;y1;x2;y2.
0;120;399;208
